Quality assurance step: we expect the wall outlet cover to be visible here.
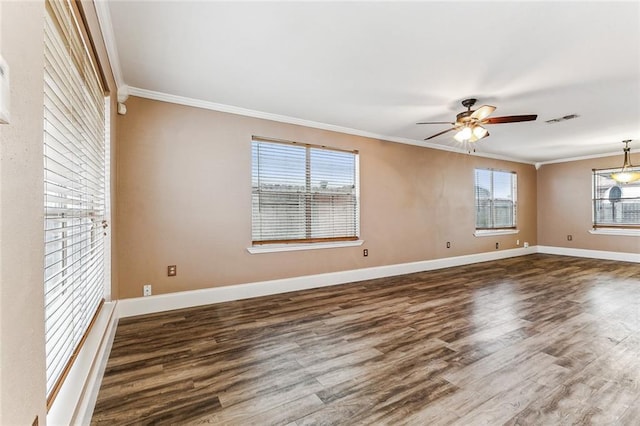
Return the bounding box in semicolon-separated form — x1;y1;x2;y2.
168;265;177;276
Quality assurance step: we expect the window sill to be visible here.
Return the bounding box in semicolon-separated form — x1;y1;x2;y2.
247;239;364;254
474;229;519;237
588;228;640;237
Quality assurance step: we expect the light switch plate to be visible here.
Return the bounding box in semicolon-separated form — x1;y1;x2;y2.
0;55;9;124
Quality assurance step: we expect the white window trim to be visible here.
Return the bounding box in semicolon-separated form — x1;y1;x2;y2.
247;239;364;254
588;228;640;237
474;229;520;237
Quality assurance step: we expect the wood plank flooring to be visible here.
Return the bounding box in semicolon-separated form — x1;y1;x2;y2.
92;254;640;425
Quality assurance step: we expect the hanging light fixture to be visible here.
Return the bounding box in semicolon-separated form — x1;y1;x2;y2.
610;140;640;184
454;124;489;143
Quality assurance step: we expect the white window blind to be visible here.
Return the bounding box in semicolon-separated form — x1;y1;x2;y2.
252;137;359;244
475;169;517;229
43;0;107;402
593;168;640;228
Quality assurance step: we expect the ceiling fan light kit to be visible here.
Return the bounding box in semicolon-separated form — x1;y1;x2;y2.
610;140;640;184
453;124;488;143
419;98;537;145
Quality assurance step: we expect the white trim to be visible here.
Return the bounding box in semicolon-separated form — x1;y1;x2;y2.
474;229;519;237
117;85;129;104
93;1;127;102
537;245;640;263
126;86;534;165
118;246;537;318
588;228;640;237
47;301;119;426
247;239;364;254
535;149;640;167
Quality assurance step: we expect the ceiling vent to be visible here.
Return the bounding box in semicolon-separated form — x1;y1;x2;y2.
545;114;580;124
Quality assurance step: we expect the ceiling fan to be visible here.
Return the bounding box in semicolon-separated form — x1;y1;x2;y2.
418;98;537;143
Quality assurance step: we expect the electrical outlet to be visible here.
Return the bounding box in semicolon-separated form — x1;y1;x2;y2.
495;242;499;249
446;242;451;248
168;265;177;276
363;249;368;257
516;239;520;246
143;284;152;297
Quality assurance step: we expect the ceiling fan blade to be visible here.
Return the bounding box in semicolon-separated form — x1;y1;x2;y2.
470;105;496;121
483;114;537;124
424;127;456;140
417;121;455;125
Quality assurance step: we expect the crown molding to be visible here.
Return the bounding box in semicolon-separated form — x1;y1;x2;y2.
127;86;535;165
94;0;128;102
535;148;640;168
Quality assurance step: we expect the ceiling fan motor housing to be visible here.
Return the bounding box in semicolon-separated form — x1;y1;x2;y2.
457;98;478;124
456;110;474;124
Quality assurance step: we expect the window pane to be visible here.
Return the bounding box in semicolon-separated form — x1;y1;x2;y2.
593;168;640;227
252;139;359;243
475;169;516;229
44;1;106;398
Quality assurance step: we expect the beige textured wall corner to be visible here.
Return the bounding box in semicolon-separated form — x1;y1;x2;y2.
0;1;47;425
116;96;537;299
538;156;640;253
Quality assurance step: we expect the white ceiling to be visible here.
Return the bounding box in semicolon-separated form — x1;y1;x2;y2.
102;1;640;164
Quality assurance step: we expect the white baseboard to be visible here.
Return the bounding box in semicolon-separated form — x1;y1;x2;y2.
537;245;640;263
47;301;119;426
75;302;119;425
118;246;537;318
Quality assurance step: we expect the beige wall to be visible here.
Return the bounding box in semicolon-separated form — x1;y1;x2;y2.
116;96;537;299
538;155;640;253
0;1;47;424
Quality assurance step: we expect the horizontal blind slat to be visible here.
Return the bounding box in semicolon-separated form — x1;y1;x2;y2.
43;0;107;399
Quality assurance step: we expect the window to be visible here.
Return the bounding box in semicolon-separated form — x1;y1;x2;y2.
593;168;640;228
475;169;517;229
44;0;107;403
252;137;359;245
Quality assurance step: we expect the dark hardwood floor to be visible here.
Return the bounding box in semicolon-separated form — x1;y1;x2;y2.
91;254;640;425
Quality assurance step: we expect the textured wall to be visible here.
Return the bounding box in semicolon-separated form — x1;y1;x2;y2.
116;96;538;299
538;155;640;253
0;1;47;424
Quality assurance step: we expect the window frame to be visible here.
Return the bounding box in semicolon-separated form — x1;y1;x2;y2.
251;136;360;246
592;167;640;230
474;168;518;231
